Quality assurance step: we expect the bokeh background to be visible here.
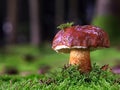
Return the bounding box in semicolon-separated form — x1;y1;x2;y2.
0;0;120;75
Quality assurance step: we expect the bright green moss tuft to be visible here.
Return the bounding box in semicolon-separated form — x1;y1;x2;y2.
57;22;74;30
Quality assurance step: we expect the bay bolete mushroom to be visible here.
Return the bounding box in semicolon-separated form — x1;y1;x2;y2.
52;23;110;73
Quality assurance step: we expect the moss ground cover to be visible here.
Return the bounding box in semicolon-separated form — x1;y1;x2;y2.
0;45;120;89
0;64;119;90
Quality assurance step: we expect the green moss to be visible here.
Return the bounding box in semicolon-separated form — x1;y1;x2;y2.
0;45;120;89
0;64;119;90
57;22;74;30
38;64;120;90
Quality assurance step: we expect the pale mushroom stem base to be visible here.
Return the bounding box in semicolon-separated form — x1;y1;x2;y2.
69;49;91;73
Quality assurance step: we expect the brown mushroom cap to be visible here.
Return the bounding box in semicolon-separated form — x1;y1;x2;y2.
52;25;110;53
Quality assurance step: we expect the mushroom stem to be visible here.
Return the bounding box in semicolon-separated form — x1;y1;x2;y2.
69;49;91;73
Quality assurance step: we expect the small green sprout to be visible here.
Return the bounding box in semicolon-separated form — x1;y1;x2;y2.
57;22;74;30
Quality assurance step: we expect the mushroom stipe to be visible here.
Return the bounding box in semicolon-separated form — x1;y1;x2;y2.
69;49;91;73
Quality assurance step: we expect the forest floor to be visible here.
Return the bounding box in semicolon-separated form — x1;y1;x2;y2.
0;44;120;89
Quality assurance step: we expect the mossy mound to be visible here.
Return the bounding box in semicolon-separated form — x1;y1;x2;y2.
0;64;119;90
39;64;120;90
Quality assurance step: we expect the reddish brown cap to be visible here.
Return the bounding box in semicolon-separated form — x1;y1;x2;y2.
52;25;110;53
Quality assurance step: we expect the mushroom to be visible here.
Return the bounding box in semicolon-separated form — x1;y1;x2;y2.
52;23;110;73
